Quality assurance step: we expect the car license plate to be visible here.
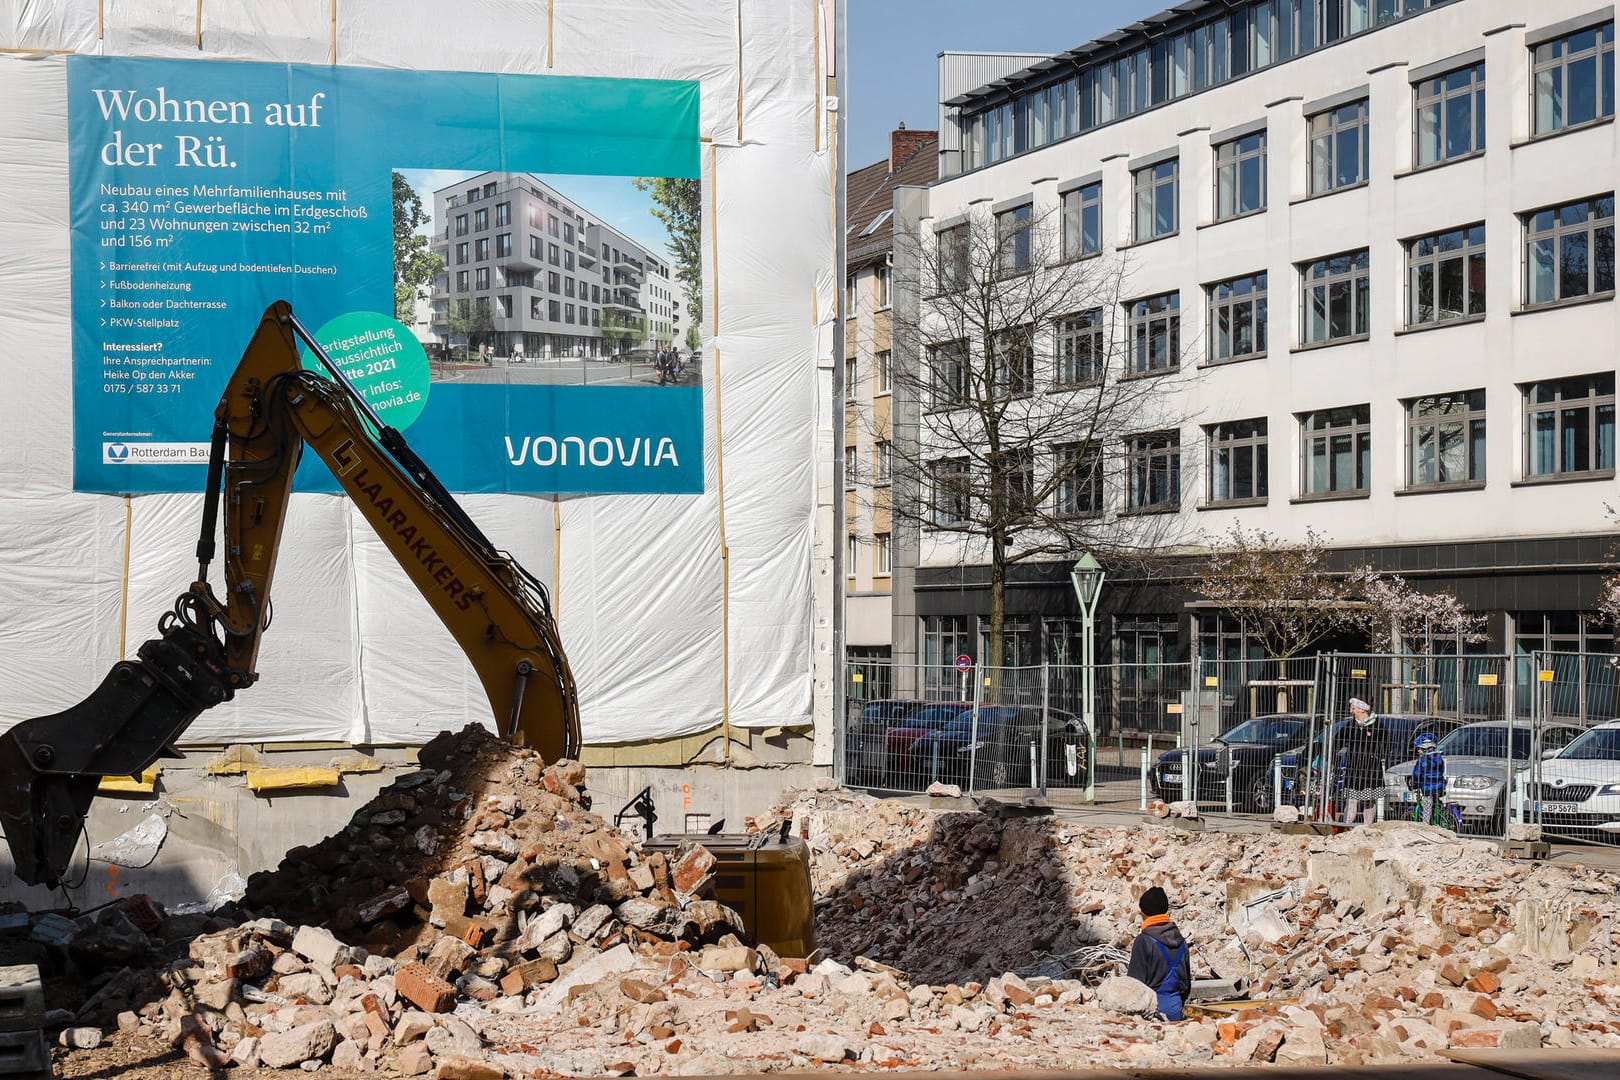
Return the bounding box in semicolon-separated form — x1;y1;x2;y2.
1162;770;1181;781
1538;801;1581;815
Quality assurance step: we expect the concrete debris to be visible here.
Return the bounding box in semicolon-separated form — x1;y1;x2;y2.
33;736;1620;1075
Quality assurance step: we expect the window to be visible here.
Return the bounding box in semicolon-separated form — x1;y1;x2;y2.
466;187;478;202
474;237;489;261
1214;129;1266;219
474;267;489;290
549;215;560;238
846;533;858;571
1523;195;1615;306
455;242;468;266
929;339;968;407
1406;390;1486;487
845;355;857;400
497;234;516;260
549;243;560;265
1126;432;1180;511
1055;309;1105;386
1207;418;1268;503
936;224;970;292
474;208;488;231
455;213;468;237
564;222;575;243
1533;21;1615;136
874;440;891;485
564;303;574;324
1054;444;1102;517
497;295;512;319
1300;249;1370;344
482;181;496;198
1126;292;1180;374
548;300;560;321
1061;181;1101;258
1132;159;1178;241
875;265;891;309
1523;374;1616;478
922;615;974;676
564;277;575;298
992;326;1035;395
845;275;857;316
495;202;511;227
1300;405;1371;496
1406;224;1486;325
564;250;574;271
992;449;1037;520
592;284;601;303
530;235;542;259
996;202;1033;275
1415;61;1485;167
875;350;892;394
859;209;894;238
873;533;891;576
1308;99;1369;195
931;458;972;525
844;445;857;486
1207;272;1267;362
548;271;560;293
454;270;468;292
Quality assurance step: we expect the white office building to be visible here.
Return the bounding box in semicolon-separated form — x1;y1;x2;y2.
892;0;1620;711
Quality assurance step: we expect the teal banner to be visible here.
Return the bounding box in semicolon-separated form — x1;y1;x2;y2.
69;56;703;494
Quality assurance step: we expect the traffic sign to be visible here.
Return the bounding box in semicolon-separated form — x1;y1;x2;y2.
954;654;973;672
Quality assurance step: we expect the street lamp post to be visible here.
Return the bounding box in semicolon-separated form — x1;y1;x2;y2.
1070;553;1107;803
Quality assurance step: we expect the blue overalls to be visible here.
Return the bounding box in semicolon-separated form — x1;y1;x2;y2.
1153;938;1187;1021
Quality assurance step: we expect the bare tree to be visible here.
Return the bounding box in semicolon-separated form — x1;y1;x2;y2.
1196;524;1487;658
874;202;1198;671
1195;525;1356;659
1346;566;1488;653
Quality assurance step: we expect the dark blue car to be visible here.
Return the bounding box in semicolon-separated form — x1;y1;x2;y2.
911;706;1087;789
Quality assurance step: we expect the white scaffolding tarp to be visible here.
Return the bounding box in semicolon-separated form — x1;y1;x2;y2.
0;1;834;747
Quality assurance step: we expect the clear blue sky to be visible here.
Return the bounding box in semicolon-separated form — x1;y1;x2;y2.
847;0;1170;168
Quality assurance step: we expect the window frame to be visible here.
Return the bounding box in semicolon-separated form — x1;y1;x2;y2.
930;457;973;527
928;339;969;409
1125;291;1181;375
1299;248;1371;345
1054;309;1106;387
1532;21;1616;137
1213;128;1267;220
1125;430;1181;513
873;532;892;577
875;349;892;395
1061;181;1102;259
844;355;858;401
1405;223;1487;327
1131;158;1180;243
1521;195;1616;308
936;223;970;293
1299;404;1372;497
873;440;892;486
1205;418;1269;505
996;202;1034;276
1405;390;1487;489
992;325;1037;396
1206;271;1268;363
875;264;892;309
1414;60;1486;167
1053;443;1104;518
1521;373;1617;480
1308;98;1370;195
844;444;858;487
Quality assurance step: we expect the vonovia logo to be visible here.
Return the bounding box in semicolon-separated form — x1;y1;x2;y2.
104;442;130;463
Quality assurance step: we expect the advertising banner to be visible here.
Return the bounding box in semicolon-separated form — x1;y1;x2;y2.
69;55;703;495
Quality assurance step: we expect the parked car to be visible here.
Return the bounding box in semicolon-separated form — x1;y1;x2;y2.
1381;720;1585;833
843;699;924;784
910;706;1086;789
885;703;974;783
1278;713;1466;812
1529;720;1620;841
1152;714;1311;813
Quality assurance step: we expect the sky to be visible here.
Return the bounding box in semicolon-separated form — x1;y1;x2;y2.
847;0;1170;168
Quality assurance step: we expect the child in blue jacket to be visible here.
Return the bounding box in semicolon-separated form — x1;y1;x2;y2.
1411;731;1447;825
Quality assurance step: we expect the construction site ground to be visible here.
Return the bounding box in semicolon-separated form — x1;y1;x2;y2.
18;727;1620;1078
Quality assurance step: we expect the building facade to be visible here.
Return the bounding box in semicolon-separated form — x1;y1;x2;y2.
894;0;1620;716
844;130;938;695
430;171;680;359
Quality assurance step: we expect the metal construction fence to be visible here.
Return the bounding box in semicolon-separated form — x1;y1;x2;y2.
841;651;1620;846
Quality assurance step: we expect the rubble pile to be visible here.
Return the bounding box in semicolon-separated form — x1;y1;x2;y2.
787;786;1620;1065
27;748;1620;1076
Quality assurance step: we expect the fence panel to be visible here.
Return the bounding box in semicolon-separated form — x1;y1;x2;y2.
1521;651;1620;848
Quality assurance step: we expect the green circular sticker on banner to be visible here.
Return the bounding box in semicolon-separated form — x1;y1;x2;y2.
301;311;430;431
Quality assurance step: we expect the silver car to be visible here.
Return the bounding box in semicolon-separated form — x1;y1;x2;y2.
1531;721;1620;841
1383;720;1584;832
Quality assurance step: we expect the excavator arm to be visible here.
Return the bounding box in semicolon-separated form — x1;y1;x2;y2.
0;301;579;887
